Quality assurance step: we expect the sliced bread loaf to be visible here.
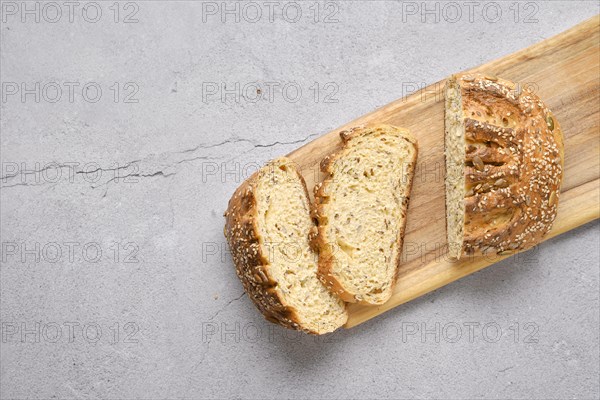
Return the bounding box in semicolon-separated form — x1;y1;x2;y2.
444;73;564;259
224;157;347;334
313;125;418;305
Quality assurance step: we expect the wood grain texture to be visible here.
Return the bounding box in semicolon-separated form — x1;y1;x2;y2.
286;16;600;328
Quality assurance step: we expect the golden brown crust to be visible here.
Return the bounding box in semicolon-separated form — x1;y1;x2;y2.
453;73;564;257
312;125;418;304
224;158;312;333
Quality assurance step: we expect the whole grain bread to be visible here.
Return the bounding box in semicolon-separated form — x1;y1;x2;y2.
444;73;564;259
224;157;347;334
312;125;418;305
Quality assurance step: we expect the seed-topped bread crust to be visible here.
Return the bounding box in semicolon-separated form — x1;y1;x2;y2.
224;157;347;334
312;125;418;305
445;73;564;258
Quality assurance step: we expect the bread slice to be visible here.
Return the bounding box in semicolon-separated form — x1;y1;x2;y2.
313;125;418;305
444;73;564;260
224;157;347;334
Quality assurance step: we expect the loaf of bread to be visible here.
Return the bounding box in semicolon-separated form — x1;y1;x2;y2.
224;157;347;334
312;125;418;305
444;73;564;259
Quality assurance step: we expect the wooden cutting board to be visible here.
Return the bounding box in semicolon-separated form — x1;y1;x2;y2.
286;15;600;328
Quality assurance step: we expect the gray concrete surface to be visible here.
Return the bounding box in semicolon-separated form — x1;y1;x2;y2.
1;1;599;399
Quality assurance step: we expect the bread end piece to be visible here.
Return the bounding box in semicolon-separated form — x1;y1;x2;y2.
224;157;347;334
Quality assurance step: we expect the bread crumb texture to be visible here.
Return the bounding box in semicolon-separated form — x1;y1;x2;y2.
314;125;418;305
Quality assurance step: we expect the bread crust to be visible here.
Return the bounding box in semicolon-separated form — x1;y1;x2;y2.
224;157;340;334
312;125;418;304
449;73;564;257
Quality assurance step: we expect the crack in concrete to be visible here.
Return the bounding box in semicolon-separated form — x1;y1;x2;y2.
99;170;177;198
189;291;247;375
254;132;321;148
1;181;44;189
1;131;321;191
174;155;219;167
207;292;246;322
74;161;141;176
175;138;253;154
175;131;320;153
